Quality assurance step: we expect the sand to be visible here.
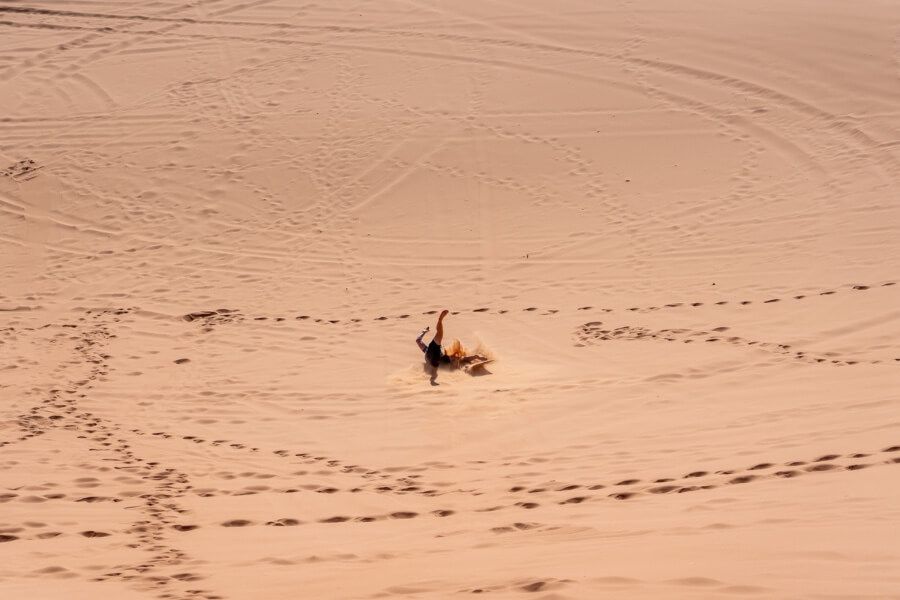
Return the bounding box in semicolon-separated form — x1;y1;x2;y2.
2;1;899;598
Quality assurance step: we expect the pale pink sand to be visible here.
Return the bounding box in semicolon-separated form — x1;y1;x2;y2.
2;1;899;598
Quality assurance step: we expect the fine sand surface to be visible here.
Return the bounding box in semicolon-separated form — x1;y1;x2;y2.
2;1;900;598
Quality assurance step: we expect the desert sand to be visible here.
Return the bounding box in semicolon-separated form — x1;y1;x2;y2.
2;1;900;598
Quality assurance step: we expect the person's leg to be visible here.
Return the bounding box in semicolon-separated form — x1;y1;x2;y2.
433;309;449;345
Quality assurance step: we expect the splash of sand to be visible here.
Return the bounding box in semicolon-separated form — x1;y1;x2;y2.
444;337;496;363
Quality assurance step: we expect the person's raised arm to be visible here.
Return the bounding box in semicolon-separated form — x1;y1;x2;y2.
415;326;429;352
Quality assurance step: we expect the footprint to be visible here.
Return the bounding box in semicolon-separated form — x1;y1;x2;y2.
172;525;199;532
684;471;707;478
0;535;18;543
221;519;252;527
80;531;110;538
432;510;454;517
266;518;300;526
390;512;417;519
610;492;635;500
774;470;799;478
559;496;588;504
814;454;840;462
320;516;350;523
748;463;773;470
805;464;837;472
648;485;678;494
729;475;756;484
522;581;548;592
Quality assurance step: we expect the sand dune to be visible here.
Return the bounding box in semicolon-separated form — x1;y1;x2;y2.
2;1;899;598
